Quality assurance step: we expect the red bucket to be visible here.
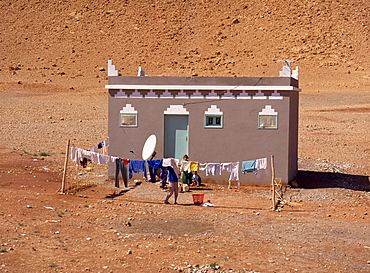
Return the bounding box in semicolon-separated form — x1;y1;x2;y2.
192;194;204;205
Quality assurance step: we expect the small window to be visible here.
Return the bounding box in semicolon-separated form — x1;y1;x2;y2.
119;113;137;127
258;115;278;129
259;105;278;129
204;105;223;129
119;104;138;127
205;115;223;128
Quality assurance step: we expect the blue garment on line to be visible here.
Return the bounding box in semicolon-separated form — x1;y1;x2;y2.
160;167;168;188
147;159;163;169
129;160;148;181
147;159;163;183
160;167;167;180
167;166;178;183
241;160;257;174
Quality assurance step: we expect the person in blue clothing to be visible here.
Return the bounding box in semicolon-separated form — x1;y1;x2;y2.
164;166;179;205
192;170;202;187
160;167;168;189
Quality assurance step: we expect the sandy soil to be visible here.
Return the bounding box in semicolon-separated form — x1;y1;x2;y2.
0;83;369;273
0;146;369;273
1;0;370;272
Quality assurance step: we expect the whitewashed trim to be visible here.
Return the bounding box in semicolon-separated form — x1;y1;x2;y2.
145;89;158;98
120;104;137;114
160;90;173;98
206;90;219;99
108;60;118;76
205;105;223;115
175;90;189;99
269;91;283;100
292;66;298;80
106;84;301;92
253;91;267;100
114;89;127;98
130;89;142;98
237;91;251;99
221;91;235;99
164;105;189;115
190;90;204;99
259;105;277;116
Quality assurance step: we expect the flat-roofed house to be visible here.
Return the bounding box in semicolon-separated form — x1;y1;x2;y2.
105;60;300;186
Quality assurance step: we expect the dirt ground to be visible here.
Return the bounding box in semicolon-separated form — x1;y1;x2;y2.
0;84;369;273
1;87;370;273
1;0;370;272
0;147;369;273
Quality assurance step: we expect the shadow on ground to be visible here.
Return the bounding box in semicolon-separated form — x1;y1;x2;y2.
105;181;142;199
295;171;370;191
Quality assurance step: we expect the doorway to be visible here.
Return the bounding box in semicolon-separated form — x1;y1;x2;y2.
164;115;188;160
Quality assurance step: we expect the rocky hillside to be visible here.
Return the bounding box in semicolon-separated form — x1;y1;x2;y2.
0;0;369;91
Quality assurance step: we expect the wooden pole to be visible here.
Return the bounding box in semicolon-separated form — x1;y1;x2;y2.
61;139;70;193
271;155;276;210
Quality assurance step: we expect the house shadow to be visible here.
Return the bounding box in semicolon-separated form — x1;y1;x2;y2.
295;170;370;192
188;187;213;191
105;181;142;199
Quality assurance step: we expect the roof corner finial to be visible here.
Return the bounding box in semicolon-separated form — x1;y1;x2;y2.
274;60;296;78
108;60;118;76
137;66;148;77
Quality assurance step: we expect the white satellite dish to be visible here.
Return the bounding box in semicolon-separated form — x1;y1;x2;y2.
142;134;157;160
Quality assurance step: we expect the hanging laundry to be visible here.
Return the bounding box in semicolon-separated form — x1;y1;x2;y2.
241;160;257;173
256;158;267;170
163;158;180;174
103;138;109;153
166;166;178;182
181;160;191;172
199;163;207;171
70;147;92;164
89;145;99;153
70;147;79;164
160;167;167;180
222;162;240;189
129;160;148;181
98;154;111;165
115;158;128;188
147;159;163;183
255;157;268;178
103;137;109;147
70;147;118;165
222;162;239;181
111;156;124;164
190;161;199;172
89;152;99;164
204;163;222;176
159;167;168;188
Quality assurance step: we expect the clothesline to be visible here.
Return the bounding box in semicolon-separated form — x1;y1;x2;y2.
70;147;118;165
88;137;109;154
70;145;270;190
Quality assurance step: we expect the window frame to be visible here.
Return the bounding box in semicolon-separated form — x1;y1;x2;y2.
204;114;223;129
119;112;138;127
258;114;278;129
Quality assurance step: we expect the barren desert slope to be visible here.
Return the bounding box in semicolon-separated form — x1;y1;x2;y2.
1;0;369;172
0;1;370;272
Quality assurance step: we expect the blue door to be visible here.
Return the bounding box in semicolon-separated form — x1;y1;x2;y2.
164;115;188;160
